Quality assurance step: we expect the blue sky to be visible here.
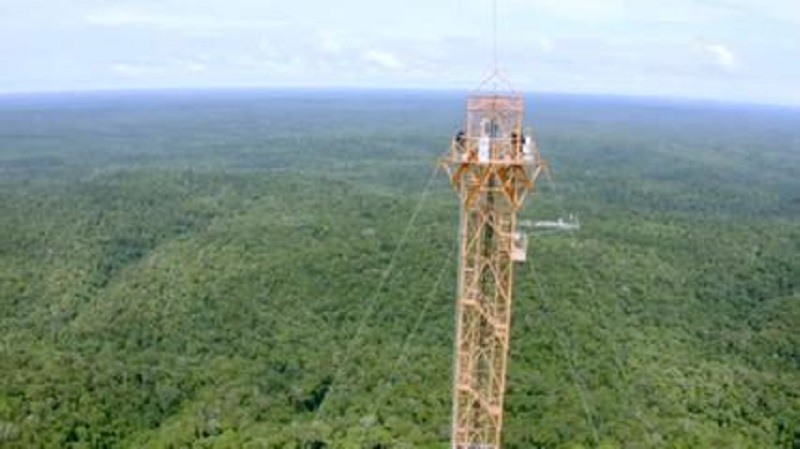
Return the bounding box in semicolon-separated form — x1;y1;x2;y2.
1;0;799;105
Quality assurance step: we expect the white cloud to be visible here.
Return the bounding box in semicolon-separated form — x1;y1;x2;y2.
86;8;280;31
538;37;555;55
362;49;405;71
232;53;303;75
184;61;209;73
257;39;282;59
694;42;738;71
110;60;210;77
110;63;165;77
318;31;344;55
521;0;627;21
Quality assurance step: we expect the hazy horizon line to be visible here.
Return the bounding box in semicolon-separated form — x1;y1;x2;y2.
1;85;798;111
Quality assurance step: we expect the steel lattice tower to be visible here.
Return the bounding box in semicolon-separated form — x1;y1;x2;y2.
442;88;545;449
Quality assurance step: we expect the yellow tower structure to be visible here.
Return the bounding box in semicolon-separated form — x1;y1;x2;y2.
442;82;545;448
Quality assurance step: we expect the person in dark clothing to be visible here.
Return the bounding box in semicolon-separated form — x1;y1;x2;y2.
454;130;466;151
511;131;524;156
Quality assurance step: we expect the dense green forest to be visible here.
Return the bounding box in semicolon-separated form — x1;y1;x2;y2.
0;90;798;448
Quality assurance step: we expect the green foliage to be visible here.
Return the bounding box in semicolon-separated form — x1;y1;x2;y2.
0;91;798;447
